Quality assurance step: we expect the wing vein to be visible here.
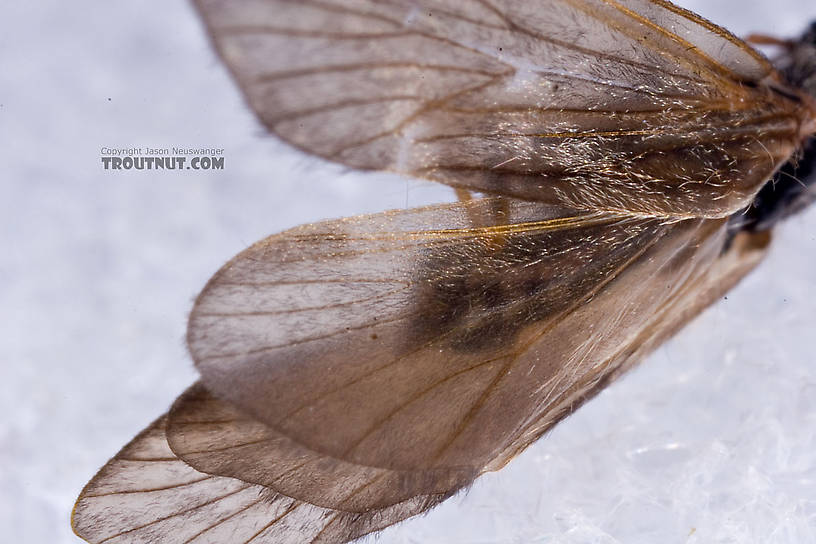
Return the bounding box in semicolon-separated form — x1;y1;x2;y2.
180;437;275;456
195;285;409;318
244;502;301;544
255;61;503;83
219;26;414;40
270;95;423;124
463;0;710;86
182;495;268;544
598;0;742;82
83;475;214;498
98;484;252;543
429;220;669;462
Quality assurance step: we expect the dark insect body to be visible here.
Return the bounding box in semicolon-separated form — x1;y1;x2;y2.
73;2;816;543
733;22;816;231
737;138;816;231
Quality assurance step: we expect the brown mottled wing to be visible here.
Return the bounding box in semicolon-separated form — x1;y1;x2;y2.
485;228;771;468
184;198;726;513
72;208;770;544
166;381;474;512
193;0;803;216
71;398;450;544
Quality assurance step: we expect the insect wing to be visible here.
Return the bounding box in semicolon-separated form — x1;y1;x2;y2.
185;198;728;510
71;1;810;542
71;405;447;544
71;216;771;544
193;0;805;216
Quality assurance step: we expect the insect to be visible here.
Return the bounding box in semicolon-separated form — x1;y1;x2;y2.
73;1;816;543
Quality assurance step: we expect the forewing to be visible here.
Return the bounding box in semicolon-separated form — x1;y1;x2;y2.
193;0;804;216
71;400;451;544
486;227;771;468
72;227;770;544
186;198;729;511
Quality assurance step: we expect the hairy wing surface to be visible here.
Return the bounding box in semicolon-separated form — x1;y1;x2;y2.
193;0;805;216
187;198;731;511
486;227;771;468
72;400;450;544
72;228;771;543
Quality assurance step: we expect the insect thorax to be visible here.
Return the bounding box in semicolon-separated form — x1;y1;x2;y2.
732;22;816;232
783;22;816;100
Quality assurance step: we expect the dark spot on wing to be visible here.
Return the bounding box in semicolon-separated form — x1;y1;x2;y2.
406;218;662;353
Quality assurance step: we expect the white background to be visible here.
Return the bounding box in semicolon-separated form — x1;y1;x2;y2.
1;1;815;543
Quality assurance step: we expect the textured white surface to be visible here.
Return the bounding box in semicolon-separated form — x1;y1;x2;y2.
1;1;815;543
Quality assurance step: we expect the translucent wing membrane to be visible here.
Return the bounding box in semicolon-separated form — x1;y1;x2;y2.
72;218;771;544
74;1;811;542
186;199;726;508
72;405;451;544
167;383;473;512
478;228;772;469
193;0;806;216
